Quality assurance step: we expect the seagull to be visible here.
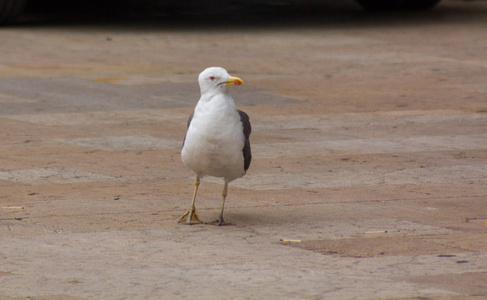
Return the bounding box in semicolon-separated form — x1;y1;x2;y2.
179;67;252;226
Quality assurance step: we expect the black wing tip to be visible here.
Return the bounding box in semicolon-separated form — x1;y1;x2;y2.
237;109;252;137
237;109;252;171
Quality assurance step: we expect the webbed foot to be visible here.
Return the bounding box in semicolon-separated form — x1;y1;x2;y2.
209;217;233;226
178;209;203;225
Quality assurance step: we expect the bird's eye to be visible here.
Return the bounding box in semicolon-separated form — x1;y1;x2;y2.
209;76;216;81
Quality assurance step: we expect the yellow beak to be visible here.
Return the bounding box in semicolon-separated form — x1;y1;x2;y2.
226;76;243;86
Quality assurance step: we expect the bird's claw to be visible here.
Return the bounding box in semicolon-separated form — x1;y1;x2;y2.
209;217;233;226
178;210;203;225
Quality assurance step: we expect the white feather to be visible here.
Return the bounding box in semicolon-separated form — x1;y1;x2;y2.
182;67;246;183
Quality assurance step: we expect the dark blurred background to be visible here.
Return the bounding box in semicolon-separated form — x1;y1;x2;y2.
19;0;360;25
14;0;476;26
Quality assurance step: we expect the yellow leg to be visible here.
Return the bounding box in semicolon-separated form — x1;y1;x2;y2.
213;182;231;226
178;176;203;224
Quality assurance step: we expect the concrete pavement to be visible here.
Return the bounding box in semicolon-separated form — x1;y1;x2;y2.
1;1;487;299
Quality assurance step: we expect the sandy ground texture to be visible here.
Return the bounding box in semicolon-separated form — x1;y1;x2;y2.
1;0;487;299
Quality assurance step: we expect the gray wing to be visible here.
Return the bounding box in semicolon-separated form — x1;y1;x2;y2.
182;112;194;147
237;109;252;172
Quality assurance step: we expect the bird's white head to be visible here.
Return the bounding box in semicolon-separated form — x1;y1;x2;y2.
198;67;243;96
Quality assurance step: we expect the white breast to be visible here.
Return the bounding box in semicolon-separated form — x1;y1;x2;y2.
181;93;246;182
